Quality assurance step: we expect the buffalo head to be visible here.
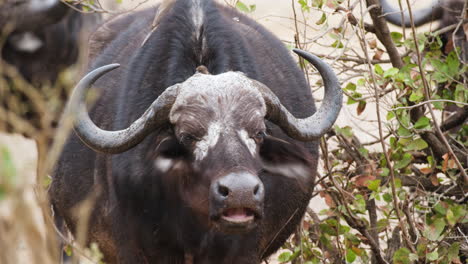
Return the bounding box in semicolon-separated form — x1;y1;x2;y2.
65;49;342;234
0;0;69;32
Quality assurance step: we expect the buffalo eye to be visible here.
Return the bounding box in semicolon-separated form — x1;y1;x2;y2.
179;133;199;146
252;130;266;144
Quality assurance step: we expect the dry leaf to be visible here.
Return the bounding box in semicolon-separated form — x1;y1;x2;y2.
368;38;377;49
442;153;449;172
372;48;384;60
320;191;335;207
444;37;454;54
352;174;376;187
410;70;420;80
429;174;439;186
357;100;366;116
419;167;432;174
448;159;457;169
326;0;336;9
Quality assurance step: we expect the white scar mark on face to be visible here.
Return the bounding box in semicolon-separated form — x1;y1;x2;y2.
10;32;43;53
29;0;58;12
194;122;222;161
238;129;256;156
154;157;174;173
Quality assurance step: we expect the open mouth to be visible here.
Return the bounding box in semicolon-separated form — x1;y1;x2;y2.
211;207;262;233
221;208;256;223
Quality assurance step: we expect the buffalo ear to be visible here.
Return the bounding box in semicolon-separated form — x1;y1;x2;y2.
259;136;316;188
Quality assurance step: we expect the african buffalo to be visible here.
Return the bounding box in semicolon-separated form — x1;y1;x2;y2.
50;0;342;263
0;0;99;134
380;0;467;61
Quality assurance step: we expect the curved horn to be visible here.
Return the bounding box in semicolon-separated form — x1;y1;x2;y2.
380;0;443;27
2;0;70;31
257;49;342;141
69;64;180;154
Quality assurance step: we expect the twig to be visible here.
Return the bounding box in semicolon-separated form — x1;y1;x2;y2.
361;0;416;254
405;0;468;184
365;0;404;68
391;99;468;110
451;1;468;62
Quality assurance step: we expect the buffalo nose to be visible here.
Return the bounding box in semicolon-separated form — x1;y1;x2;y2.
211;171;264;205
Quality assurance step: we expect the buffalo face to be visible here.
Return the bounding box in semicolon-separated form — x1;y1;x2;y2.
167;72;268;233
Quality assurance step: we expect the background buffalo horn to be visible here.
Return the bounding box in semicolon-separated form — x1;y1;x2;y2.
258;49;342;141
1;0;70;31
380;0;443;27
69;64;180;154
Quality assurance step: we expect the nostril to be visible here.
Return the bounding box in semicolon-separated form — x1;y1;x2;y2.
217;184;229;197
253;184;260;195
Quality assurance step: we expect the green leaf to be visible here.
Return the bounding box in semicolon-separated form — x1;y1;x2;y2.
236;1;255;13
454;84;467;107
331;40;344;48
319;223;337;235
298;0;311;12
409;253;419;262
426;251;438;261
374;64;384;75
390;31;403;44
414;116;431;129
409;91;424;102
393;248;411;264
316;12;327;25
451;204;466;219
427;156;435;167
394;178;402;188
383;67;399;78
354;194;366;213
377;218;389;233
380;168;389;177
347;97;358;105
358;147;369;158
447;242;460;262
367;179;381;192
446;208;456;226
446;51;460;77
386;111;395;120
335;126;353;138
312;0;324;8
0;147;16;198
345;82;356;91
65;244;73;257
423;218;445;241
404;138;428;151
383;193;392;203
357;78;366;86
434;202;447;215
394;153;412;169
433;71;448;83
346;248;356;263
278;251;292;263
397;126;412;137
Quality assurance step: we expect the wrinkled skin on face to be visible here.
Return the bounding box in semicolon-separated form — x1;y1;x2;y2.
148;72;314;234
